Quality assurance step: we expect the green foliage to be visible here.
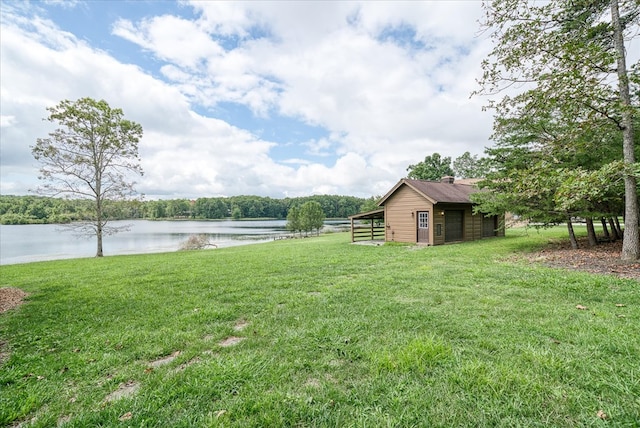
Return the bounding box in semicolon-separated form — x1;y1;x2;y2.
144;200;167;219
554;161;635;214
0;194;372;224
406;153;454;180
1;229;638;426
284;195;365;219
0;196;142;225
286;201;326;235
359;196;381;213
475;112;635;221
286;205;301;234
474;0;640;259
193;198;229;219
165;199;192;218
407;152;492;180
299;201;325;235
452;152;492;179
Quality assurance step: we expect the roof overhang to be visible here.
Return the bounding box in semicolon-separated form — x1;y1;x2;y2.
349;208;385;220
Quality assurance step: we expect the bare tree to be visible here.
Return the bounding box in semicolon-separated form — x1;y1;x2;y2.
32;98;144;257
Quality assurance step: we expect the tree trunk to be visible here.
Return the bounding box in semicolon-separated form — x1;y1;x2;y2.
614;216;623;237
608;217;619;241
95;188;104;257
611;0;640;261
96;223;104;257
601;218;610;241
586;217;598;247
567;218;579;249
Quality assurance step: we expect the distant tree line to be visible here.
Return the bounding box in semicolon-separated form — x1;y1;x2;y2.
0;194;375;225
0;195;144;225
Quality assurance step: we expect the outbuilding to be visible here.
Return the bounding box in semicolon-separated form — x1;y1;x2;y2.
350;177;504;245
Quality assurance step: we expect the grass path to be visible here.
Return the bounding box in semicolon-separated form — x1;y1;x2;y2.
1;229;638;427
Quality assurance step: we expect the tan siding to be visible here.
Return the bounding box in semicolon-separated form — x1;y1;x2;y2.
384;185;432;243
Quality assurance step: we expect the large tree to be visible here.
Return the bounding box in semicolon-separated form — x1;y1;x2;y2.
452;151;492;179
32;98;144;257
475;0;640;260
472;111;632;248
406;153;454;181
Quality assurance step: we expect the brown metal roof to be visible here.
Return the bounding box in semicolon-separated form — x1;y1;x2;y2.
378;178;479;206
348;208;385;220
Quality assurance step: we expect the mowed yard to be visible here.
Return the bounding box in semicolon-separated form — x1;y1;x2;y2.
0;228;638;427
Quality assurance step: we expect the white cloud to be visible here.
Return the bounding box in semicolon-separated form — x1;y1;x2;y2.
302;138;334;157
0;115;16;127
190;1;493;161
1;1;497;199
112;15;223;69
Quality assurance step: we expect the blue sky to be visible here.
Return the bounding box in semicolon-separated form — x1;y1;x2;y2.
1;0;494;199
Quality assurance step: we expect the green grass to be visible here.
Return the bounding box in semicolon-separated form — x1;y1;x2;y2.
1;228;638;427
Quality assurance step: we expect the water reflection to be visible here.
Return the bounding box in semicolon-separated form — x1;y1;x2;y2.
0;219;294;265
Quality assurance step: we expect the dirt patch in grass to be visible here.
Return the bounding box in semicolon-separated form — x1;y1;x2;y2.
219;336;245;347
521;239;640;280
0;287;29;314
0;288;29;367
148;351;181;368
233;319;249;331
105;381;140;402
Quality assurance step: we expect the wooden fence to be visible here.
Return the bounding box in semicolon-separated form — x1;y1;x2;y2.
351;221;385;242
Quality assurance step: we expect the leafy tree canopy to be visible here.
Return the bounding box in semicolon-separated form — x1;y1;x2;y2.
474;0;640;259
452;152;492;179
406;153;454;180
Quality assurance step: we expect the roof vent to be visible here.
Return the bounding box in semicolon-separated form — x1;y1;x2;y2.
441;176;455;184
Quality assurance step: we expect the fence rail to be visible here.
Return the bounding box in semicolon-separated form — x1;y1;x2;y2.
351;223;385;242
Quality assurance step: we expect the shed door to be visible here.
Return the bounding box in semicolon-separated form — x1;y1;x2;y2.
445;210;464;242
417;211;429;243
482;215;497;237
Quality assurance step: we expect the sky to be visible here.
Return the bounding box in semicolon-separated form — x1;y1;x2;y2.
1;0;495;200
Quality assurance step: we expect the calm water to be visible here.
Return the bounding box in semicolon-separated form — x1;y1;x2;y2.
0;220;292;265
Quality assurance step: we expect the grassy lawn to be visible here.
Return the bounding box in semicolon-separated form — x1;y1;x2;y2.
1;228;638;427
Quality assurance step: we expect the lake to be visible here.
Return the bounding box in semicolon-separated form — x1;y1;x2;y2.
0;219;331;265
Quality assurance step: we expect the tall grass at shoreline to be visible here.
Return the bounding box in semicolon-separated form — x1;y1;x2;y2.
1;228;638;427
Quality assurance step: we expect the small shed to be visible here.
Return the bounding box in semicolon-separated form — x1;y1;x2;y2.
350;177;504;245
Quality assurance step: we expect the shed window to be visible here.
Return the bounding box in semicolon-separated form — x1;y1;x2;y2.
418;212;429;229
